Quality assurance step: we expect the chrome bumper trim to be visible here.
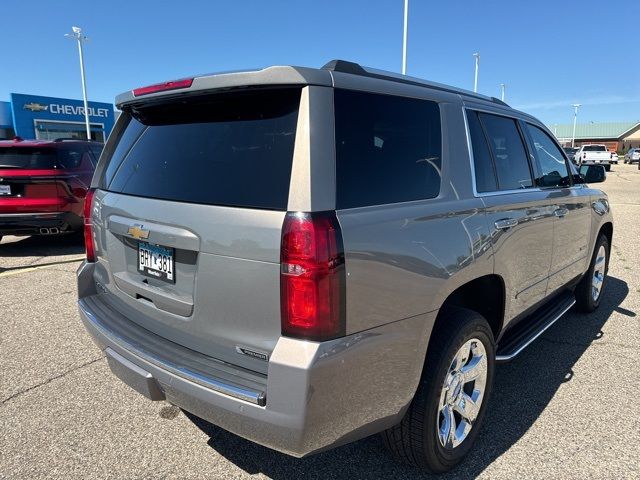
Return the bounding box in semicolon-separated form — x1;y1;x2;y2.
79;298;266;406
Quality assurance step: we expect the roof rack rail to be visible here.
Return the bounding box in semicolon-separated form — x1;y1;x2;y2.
321;60;368;75
489;97;509;107
321;59;510;107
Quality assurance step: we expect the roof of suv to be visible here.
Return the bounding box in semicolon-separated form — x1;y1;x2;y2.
115;59;511;110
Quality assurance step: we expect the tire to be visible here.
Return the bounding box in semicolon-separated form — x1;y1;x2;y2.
605;164;611;171
381;307;495;473
575;234;610;313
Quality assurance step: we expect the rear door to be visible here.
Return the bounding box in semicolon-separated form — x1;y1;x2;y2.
0;146;61;214
91;88;302;374
466;110;554;324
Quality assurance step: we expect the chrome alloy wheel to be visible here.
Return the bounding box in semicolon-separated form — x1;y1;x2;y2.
592;245;606;301
437;339;488;449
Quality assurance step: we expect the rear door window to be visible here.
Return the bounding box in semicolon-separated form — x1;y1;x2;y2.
477;113;533;191
334;89;442;209
102;88;301;210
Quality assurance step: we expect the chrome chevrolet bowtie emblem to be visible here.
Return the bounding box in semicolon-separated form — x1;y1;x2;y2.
127;224;150;240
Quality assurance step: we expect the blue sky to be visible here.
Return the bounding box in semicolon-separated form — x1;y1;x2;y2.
2;0;638;125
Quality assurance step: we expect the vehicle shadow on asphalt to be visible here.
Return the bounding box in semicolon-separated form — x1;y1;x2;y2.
184;276;629;479
0;234;84;260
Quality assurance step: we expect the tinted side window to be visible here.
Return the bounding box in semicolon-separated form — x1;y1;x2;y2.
334;90;442;209
56;147;85;169
467;110;497;192
526;124;571;187
479;113;533;190
90;145;103;165
100;116;146;189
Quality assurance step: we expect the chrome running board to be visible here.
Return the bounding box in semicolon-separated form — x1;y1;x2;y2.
496;292;576;362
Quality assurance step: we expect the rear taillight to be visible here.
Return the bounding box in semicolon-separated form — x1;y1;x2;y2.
133;78;193;96
280;212;346;341
83;188;96;262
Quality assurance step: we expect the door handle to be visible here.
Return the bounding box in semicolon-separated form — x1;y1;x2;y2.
554;208;569;218
494;218;518;230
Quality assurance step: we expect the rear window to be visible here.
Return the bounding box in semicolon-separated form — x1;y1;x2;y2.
101;88;301;210
334;89;442;209
0;147;57;169
583;145;607;152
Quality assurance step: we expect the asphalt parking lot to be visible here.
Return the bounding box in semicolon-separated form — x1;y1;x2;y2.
1;164;639;479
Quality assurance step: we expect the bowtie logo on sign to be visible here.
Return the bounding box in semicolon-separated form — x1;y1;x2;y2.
23;102;49;112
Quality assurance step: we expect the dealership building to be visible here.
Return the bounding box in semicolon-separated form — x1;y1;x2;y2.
551;121;640;152
0;93;115;142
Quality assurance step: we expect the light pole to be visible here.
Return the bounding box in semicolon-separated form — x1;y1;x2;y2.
65;26;91;140
571;103;581;148
500;83;506;102
473;53;480;93
402;0;409;75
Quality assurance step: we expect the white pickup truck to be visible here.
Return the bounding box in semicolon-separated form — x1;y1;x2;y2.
576;144;615;171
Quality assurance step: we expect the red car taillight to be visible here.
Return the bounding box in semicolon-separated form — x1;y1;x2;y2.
83;188;96;262
280;212;346;341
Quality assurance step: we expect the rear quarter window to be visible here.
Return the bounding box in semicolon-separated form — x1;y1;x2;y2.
334;89;442;209
100;88;301;210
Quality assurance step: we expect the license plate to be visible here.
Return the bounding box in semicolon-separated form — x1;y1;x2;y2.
138;242;175;283
0;185;10;195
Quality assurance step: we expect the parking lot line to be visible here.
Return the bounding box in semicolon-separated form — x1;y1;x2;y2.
0;257;85;278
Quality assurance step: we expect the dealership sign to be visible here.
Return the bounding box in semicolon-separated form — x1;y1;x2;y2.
22;100;110;118
10;93;115;139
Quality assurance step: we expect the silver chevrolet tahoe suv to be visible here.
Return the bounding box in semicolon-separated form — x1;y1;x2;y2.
77;60;613;473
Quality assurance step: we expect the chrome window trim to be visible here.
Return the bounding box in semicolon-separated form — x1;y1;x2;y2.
463;106;581;198
464;107;539;198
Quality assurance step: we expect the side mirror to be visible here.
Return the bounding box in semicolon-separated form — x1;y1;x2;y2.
579;164;606;183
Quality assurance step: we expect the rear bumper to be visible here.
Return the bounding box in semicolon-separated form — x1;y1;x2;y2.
0;212;82;235
76;261;434;457
580;159;611;165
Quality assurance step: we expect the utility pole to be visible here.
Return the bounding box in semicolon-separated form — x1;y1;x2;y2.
402;0;409;75
571;104;581;148
473;53;480;92
500;83;506;102
65;26;91;140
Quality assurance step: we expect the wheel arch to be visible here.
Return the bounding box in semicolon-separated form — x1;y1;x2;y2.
436;274;506;340
598;221;613;249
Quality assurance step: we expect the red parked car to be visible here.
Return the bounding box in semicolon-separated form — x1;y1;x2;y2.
0;138;102;243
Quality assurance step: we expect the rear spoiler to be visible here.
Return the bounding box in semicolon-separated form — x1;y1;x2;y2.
115;66;332;109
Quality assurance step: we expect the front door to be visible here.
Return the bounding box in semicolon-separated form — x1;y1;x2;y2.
522;123;591;293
